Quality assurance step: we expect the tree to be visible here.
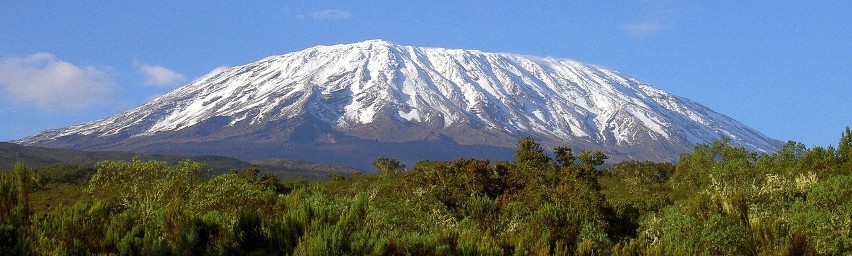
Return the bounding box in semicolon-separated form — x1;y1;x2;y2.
12;162;30;220
240;166;260;181
578;150;607;171
87;158;204;228
514;136;550;167
233;212;265;254
573;150;607;189
839;127;852;162
372;158;405;175
554;146;576;167
0;162;32;255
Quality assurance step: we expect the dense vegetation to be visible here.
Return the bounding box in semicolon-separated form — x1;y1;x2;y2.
2;128;851;255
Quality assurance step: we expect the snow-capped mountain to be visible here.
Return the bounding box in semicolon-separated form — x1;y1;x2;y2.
16;40;782;169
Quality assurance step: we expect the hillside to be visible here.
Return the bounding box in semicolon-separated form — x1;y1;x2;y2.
0;142;359;180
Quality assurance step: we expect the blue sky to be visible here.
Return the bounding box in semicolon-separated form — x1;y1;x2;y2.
1;1;850;147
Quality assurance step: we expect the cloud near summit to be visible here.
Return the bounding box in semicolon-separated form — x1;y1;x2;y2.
135;62;187;87
621;22;663;37
308;9;351;20
0;53;118;111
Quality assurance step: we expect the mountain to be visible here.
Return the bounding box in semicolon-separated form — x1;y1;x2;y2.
15;40;782;169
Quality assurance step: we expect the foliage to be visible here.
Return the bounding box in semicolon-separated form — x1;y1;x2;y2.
515;136;551;167
372;157;406;175
1;128;851;254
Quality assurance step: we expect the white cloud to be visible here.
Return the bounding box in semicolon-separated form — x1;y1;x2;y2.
146;93;164;102
189;66;232;83
135;62;186;87
0;53;118;111
207;66;232;76
309;9;351;20
621;22;663;37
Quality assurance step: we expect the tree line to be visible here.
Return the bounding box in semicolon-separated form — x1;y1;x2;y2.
1;128;851;255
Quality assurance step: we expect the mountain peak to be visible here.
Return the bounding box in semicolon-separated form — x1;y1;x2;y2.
16;41;782;169
315;39;398;52
356;39;395;46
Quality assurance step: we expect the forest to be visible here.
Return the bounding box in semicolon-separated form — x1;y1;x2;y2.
1;128;851;255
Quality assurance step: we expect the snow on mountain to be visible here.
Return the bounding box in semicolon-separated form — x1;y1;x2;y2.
16;40;782;168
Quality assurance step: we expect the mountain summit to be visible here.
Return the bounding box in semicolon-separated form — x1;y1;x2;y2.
16;40;782;169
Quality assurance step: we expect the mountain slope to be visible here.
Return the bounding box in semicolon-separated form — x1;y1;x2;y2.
16;40;782;169
0;142;359;181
